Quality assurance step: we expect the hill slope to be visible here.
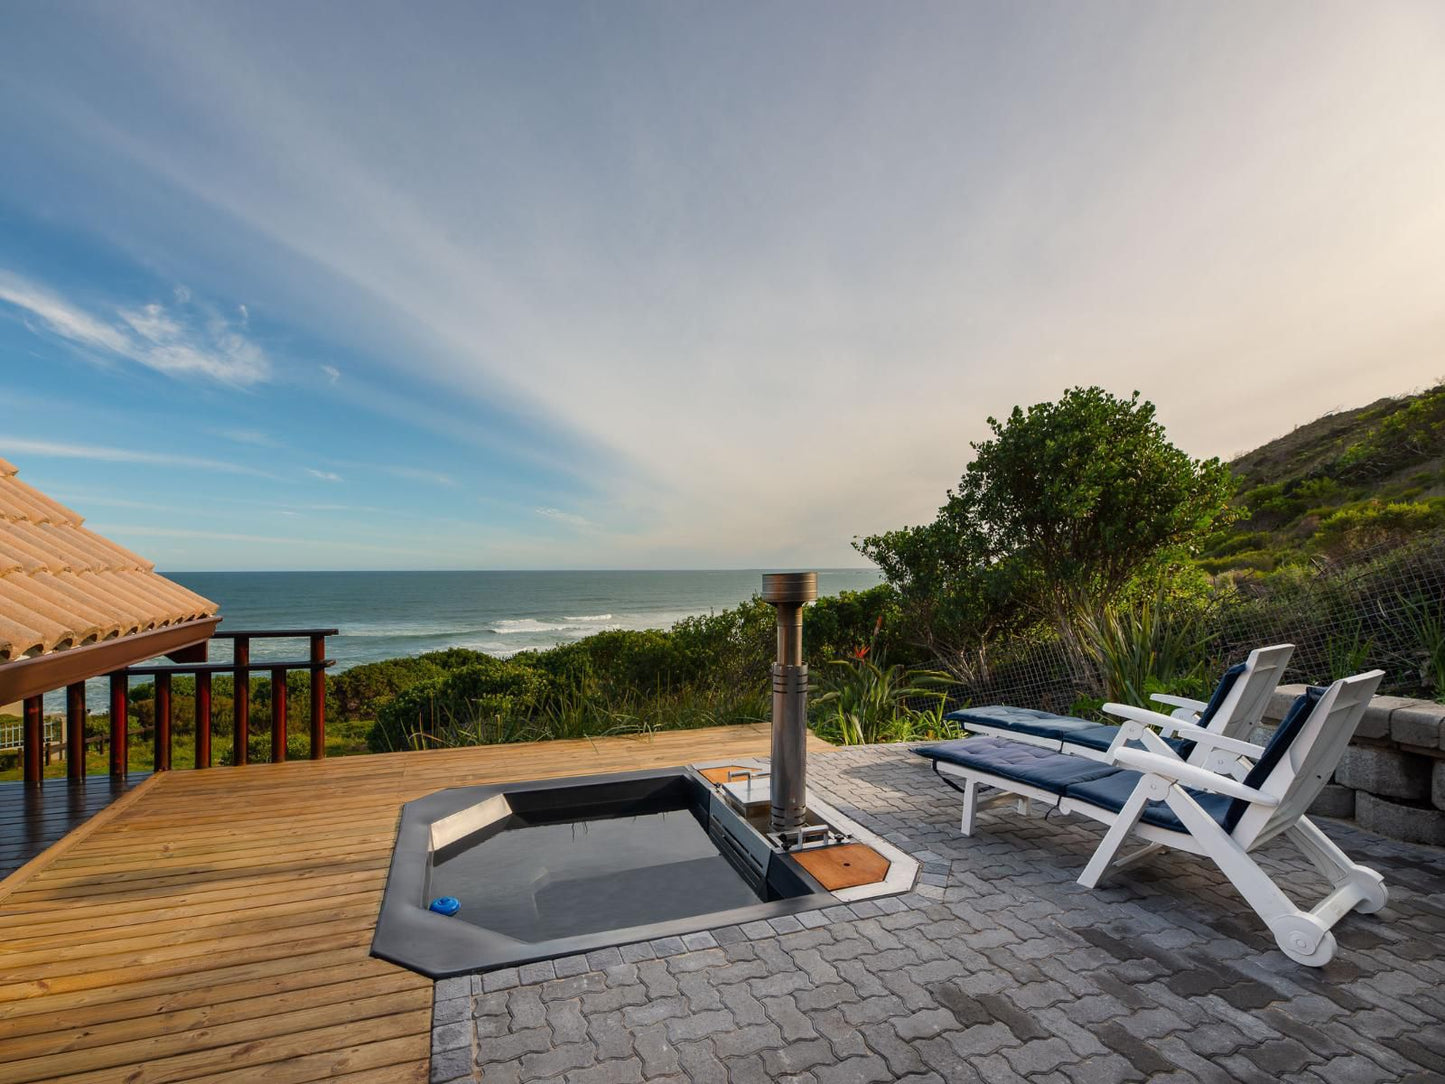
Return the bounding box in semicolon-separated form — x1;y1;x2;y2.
1197;383;1445;575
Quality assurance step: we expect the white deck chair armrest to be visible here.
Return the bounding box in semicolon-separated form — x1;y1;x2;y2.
1102;704;1266;757
1149;693;1206;713
1103;702;1192;730
1110;747;1279;805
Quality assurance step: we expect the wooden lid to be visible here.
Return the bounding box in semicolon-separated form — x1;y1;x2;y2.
792;842;891;891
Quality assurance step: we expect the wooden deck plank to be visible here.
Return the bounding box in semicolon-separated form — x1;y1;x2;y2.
0;724;812;1082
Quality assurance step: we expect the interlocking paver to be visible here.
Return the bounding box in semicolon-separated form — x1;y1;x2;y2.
433;744;1445;1084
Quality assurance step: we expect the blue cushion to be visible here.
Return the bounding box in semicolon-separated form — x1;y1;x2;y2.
1063;686;1326;834
1224;685;1325;831
946;706;1185;756
1196;662;1249;728
946;706;1100;742
1061;770;1236;833
1175;660;1249;760
915;737;1119;795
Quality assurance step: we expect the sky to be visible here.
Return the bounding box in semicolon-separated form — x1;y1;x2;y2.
1;2;1443;571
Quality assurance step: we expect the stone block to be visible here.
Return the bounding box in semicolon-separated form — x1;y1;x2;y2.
1248;725;1278;748
1263;686;1309;724
1354;697;1399;740
1434;760;1445;812
1356;791;1445;847
1391;702;1445;748
1306;783;1356;820
1334;745;1432;800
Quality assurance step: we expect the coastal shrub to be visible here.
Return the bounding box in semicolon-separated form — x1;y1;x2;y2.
1333;384;1445;481
859;386;1233;683
368;658;555;751
329;656;447;721
668;598;775;691
220;728;311;766
1314;500;1445;557
803;585;923;666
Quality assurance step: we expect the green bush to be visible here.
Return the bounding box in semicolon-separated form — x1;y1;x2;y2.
1314;500;1445;556
329;656;446;720
368;658;556;751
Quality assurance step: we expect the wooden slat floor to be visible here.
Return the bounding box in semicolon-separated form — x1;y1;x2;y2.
0;774;151;880
0;725;824;1083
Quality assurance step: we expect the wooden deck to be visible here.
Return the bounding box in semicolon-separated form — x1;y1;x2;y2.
0;724;823;1083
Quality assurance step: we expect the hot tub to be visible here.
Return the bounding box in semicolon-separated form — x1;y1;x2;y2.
371;764;915;977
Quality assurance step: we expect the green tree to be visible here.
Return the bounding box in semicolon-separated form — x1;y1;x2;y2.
860;387;1232;676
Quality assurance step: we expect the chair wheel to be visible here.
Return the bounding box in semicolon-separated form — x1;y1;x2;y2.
1355;875;1388;915
1276;917;1336;966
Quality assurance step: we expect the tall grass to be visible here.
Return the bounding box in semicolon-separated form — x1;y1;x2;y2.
1080;593;1214;707
809;652;958;745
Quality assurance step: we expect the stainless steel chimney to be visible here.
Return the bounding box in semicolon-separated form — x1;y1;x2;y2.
762;571;817;834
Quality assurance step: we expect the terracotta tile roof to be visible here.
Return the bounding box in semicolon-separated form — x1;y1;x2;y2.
0;457;217;661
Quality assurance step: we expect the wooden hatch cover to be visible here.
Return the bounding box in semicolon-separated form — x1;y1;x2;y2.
793;842;891;891
698;765;754;785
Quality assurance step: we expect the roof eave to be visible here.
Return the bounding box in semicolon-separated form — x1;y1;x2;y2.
0;616;221;705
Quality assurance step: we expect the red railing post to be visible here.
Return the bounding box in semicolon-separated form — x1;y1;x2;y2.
233;637;250;766
309;634;326;760
109;674;128;777
66;683;86;783
22;696;42;787
270;667;288;762
195;670;212;770
154;672;172;772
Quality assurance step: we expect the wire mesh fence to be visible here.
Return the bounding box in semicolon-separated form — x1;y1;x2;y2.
925;534;1445;716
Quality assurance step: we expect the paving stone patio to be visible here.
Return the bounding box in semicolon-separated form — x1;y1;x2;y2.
429;744;1445;1083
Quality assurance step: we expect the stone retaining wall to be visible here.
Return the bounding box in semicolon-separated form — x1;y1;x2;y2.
1260;685;1445;846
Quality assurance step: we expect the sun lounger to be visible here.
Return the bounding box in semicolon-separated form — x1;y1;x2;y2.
917;670;1387;965
948;644;1294;766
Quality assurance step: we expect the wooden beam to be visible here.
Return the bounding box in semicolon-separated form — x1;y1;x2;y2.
0;618;219;706
195;671;212;771
310;635;326;760
270;668;287;763
66;683;86;783
233;637;250;767
165;641;210;665
109;674;128;778
22;696;42;787
154;672;172;772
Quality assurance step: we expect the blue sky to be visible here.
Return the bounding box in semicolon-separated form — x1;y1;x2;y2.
2;2;1444;570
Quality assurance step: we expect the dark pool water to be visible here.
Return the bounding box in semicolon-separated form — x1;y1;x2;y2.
428;808;763;942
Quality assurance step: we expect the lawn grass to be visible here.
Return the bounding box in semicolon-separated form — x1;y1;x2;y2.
0;716;374;782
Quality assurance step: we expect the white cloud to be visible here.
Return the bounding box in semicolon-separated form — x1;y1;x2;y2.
12;4;1445;566
0;270;269;385
0;436;274;477
305;467;343;482
0;271;132;354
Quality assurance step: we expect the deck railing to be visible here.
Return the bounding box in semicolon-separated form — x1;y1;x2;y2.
18;629;337;785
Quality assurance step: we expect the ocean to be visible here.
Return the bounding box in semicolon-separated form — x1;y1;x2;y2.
165;569;884;671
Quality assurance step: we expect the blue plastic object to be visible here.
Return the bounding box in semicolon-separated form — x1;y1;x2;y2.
428;896;461;916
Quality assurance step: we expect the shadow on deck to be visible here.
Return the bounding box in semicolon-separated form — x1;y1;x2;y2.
0;773;151;879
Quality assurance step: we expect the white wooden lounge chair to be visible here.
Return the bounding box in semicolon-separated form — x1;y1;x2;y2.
916;670;1388;966
948;643;1294;766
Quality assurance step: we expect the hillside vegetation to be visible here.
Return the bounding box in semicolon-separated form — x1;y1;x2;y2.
1199;383;1445;576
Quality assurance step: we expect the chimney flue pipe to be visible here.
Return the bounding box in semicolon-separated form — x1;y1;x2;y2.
761;571;817;834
